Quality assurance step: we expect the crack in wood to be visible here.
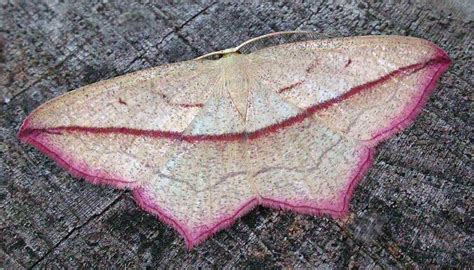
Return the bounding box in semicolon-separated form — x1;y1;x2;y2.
28;193;124;268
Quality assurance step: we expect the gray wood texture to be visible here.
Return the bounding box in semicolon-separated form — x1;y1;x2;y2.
1;0;472;268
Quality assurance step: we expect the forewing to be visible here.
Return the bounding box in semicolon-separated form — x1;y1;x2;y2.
21;60;219;133
249;36;450;142
20;59;225;191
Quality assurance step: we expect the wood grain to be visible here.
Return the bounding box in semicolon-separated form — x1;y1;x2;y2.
1;1;472;268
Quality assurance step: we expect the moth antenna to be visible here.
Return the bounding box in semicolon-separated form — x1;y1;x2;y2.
233;30;316;51
195;30;317;60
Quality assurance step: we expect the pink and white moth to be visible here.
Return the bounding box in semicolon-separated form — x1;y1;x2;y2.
18;32;451;248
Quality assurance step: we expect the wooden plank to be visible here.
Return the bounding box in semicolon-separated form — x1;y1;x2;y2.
1;1;472;268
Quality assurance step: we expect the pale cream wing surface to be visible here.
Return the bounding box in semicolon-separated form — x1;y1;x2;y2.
21;55;259;239
249;36;445;141
140;140;253;238
25;60;221;132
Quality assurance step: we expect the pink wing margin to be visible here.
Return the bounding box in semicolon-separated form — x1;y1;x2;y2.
18;43;451;249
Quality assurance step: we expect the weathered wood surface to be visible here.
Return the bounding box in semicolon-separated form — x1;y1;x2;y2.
1;1;472;268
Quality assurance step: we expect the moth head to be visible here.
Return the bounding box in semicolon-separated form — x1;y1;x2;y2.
195;47;241;60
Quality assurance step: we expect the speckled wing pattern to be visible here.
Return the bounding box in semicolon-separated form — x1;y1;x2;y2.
18;34;450;248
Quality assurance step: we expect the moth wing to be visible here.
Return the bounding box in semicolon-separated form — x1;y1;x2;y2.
248;35;450;143
18;57;257;248
245;35;449;215
21;60;220;133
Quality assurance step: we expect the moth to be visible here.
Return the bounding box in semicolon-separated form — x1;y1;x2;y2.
19;32;451;248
